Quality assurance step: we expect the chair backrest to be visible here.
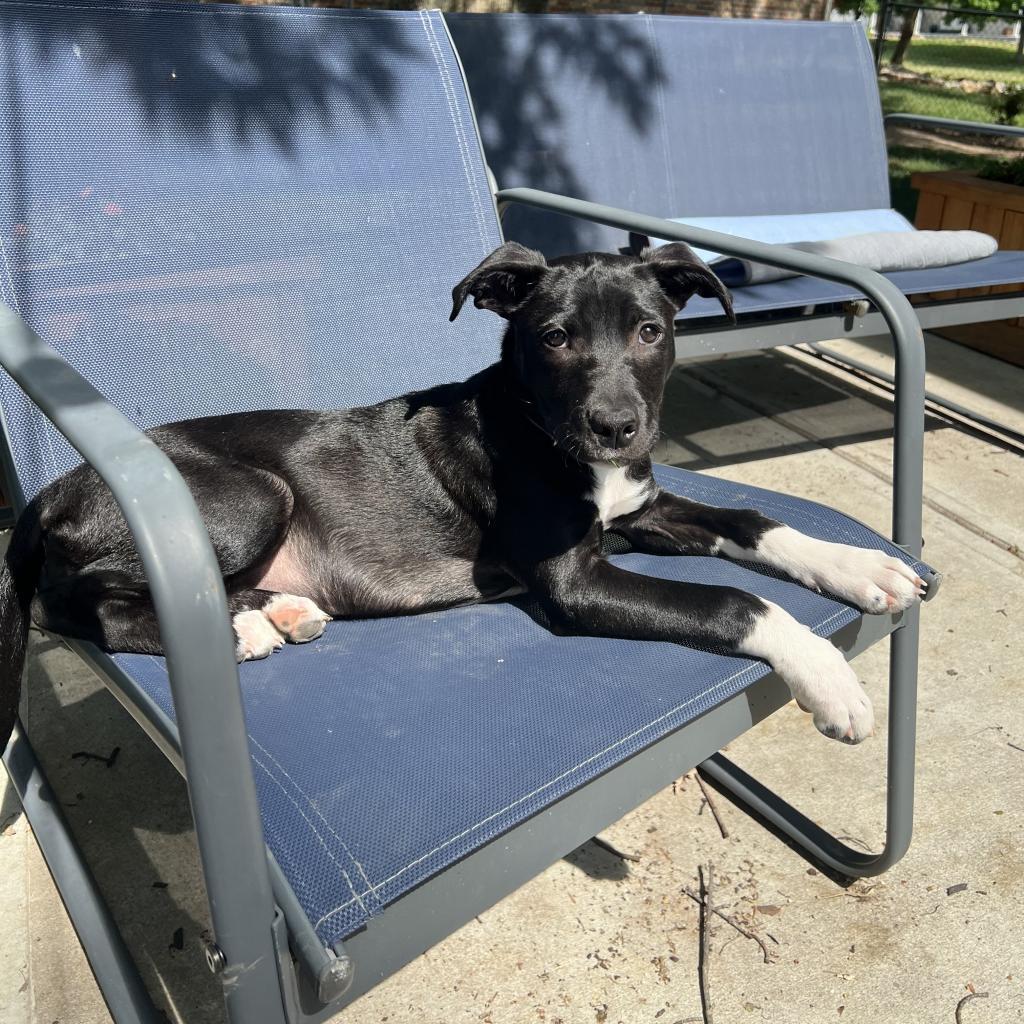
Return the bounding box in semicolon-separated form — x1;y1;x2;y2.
446;13;891;258
0;0;504;503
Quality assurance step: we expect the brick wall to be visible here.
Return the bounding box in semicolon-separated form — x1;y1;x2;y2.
521;0;829;18
237;0;830;22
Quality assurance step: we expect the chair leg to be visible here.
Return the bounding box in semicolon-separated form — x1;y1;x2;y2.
698;607;920;878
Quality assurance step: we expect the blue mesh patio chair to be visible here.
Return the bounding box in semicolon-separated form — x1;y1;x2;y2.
446;12;1024;422
0;4;936;1022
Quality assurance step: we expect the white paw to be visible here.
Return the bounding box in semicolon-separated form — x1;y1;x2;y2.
808;543;925;614
797;656;875;744
234;609;285;661
738;527;926;614
740;601;875;744
263;594;331;644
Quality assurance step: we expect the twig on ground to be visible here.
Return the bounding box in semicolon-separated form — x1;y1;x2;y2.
955;991;988;1023
590;834;640;863
71;746;120;768
697;864;714;1024
682;886;777;965
696;774;729;839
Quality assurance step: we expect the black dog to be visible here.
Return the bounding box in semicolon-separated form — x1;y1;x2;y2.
0;242;926;747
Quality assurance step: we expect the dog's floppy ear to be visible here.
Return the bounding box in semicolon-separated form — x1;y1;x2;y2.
641;242;735;322
450;242;548;321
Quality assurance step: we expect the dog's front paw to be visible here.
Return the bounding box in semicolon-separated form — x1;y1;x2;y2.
753;527;926;614
741;600;874;744
263;594;331;644
799;660;875;744
812;544;926;614
784;630;875;744
234;610;285;661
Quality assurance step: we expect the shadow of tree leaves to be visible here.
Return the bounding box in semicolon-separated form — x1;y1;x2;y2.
448;12;664;255
2;2;419;156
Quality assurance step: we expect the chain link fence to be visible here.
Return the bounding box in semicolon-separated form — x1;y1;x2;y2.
871;2;1023;125
862;2;1024;217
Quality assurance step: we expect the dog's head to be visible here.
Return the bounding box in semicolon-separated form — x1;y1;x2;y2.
451;241;733;463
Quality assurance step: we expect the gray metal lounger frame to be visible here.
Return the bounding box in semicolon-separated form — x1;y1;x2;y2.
1;195;928;1023
668;115;1024;433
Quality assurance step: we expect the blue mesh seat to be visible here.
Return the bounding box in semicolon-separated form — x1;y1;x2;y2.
447;13;1024;323
0;3;936;1019
114;464;935;948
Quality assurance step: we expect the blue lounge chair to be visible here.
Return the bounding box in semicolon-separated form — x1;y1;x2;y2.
446;12;1024;364
0;4;936;1022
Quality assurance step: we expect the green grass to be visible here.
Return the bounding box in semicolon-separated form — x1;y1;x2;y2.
878;63;1024;219
887;144;991;220
878;79;1008;124
881;36;1023;83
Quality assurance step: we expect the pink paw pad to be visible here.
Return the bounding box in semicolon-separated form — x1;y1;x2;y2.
263;595;331;644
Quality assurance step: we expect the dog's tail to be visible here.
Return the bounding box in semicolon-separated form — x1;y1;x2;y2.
0;500;43;747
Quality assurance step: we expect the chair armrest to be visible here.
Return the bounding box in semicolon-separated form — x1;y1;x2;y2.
0;304;283;1011
884;112;1024;142
495;187;926;557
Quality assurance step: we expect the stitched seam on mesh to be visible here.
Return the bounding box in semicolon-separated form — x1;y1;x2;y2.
312;609;849;932
311;656;769;931
250;749;372;916
122;655;375;915
248;734;375;896
419;11;490;254
644;15;677;216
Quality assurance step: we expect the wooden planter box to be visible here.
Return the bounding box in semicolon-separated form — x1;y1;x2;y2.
911;170;1024;368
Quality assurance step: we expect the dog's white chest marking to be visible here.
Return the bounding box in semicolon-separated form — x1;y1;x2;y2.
588;462;651;526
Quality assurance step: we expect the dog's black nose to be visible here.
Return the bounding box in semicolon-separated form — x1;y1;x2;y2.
588;409;638;451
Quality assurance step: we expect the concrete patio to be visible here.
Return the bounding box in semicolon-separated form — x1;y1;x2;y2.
1;331;1021;1024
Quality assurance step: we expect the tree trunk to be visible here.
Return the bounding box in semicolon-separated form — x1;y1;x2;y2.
890;12;916;66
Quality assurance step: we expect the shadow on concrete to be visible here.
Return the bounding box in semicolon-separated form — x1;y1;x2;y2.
563;839;632;882
657;350;950;473
23;633;224;1023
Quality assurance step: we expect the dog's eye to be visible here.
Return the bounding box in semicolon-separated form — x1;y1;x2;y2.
638;324;662;345
542;328;568;349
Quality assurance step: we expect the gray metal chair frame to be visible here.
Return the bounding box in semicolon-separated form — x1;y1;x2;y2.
824;114;1024;432
1;194;929;1022
0;16;954;1024
663;113;1024;426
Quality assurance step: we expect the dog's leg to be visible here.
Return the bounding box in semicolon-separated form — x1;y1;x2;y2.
228;589;331;661
33;460;307;659
613;491;925;613
736;598;872;743
719;525;925;614
32;568;165;654
524;550;873;743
